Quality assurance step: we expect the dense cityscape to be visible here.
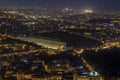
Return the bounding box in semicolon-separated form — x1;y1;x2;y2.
0;7;120;80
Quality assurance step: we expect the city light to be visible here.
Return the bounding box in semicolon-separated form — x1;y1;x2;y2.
84;9;93;13
0;1;120;79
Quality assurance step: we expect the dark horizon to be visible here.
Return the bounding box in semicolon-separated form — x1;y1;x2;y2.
0;0;120;11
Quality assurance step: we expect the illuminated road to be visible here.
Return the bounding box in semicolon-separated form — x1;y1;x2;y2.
0;49;41;57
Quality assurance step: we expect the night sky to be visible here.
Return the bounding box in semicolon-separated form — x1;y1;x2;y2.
0;0;120;11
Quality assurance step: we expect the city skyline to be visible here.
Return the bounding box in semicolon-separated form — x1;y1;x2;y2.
0;0;120;11
0;0;120;80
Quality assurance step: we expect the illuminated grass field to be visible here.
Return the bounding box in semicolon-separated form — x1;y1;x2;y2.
16;37;66;49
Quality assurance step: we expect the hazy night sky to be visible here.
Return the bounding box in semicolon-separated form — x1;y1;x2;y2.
0;0;120;11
